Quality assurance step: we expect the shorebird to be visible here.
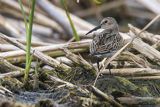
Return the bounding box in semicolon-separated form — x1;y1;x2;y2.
86;17;123;73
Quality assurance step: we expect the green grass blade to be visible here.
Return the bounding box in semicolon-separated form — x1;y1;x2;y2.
61;0;80;41
18;0;28;31
24;0;36;83
18;0;36;83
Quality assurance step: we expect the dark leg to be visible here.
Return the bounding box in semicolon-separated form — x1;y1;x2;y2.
108;63;112;75
97;60;100;72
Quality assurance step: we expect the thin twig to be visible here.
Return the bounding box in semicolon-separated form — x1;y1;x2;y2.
117;96;160;105
128;76;160;80
101;68;160;76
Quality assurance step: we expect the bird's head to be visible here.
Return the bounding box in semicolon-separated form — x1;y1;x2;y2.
86;17;118;35
100;17;118;29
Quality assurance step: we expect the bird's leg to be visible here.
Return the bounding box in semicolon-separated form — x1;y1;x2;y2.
108;63;112;75
97;60;100;72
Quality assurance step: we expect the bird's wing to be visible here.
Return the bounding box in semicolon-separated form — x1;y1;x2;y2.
90;31;118;55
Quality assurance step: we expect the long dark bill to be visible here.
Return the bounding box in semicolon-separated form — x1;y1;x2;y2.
85;25;101;35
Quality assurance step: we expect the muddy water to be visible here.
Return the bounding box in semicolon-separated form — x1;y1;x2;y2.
15;90;68;104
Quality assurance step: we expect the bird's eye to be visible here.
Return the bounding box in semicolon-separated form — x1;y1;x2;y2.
104;20;108;23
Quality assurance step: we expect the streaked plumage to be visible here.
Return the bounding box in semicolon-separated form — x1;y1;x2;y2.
86;17;123;71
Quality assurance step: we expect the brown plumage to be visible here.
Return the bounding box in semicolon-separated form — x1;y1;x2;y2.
86;17;123;72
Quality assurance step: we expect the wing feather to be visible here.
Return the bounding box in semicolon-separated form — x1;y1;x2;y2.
90;29;122;56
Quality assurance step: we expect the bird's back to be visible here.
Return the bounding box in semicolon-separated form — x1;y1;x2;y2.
90;28;123;59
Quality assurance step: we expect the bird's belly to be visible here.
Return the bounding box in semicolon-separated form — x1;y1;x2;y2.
93;51;116;59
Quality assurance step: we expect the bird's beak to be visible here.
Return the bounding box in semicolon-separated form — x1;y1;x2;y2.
85;25;101;35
